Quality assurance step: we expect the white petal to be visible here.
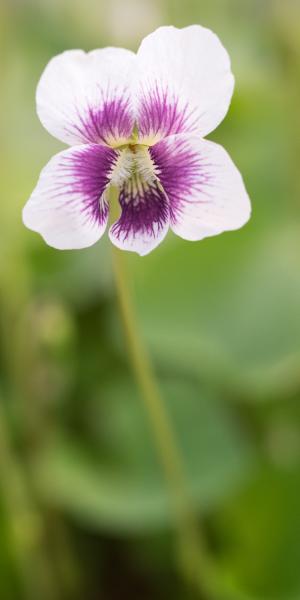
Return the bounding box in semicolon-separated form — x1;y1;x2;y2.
109;219;169;255
150;134;251;241
109;180;170;256
136;25;234;141
23;144;117;249
36;48;136;146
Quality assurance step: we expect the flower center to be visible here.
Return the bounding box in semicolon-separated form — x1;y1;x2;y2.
110;144;157;192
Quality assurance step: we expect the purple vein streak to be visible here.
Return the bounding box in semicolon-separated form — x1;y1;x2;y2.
55;145;117;225
150;137;215;223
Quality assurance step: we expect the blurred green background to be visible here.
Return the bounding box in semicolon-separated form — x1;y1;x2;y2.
1;0;300;598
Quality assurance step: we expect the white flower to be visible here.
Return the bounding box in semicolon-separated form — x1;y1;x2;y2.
23;25;251;256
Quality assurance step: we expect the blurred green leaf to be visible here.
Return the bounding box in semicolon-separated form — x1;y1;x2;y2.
34;374;254;533
214;465;300;600
130;222;300;402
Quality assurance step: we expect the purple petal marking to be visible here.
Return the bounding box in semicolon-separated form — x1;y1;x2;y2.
138;83;197;140
66;95;134;145
57;144;117;225
111;179;169;242
150;136;214;223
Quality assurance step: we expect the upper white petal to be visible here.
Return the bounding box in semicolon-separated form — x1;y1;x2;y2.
36;48;136;146
136;25;234;139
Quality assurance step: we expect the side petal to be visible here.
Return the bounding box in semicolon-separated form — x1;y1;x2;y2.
136;25;234;142
109;180;169;256
37;48;136;146
23;144;117;249
150;135;251;241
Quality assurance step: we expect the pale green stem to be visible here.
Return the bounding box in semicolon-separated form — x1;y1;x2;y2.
109;188;211;596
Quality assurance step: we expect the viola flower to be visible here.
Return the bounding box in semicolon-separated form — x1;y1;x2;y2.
23;25;251;255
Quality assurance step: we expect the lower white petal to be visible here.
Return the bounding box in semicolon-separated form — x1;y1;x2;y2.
109;180;169;256
23;144;117;249
150;135;251;241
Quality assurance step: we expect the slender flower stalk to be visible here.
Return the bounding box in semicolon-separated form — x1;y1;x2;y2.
112;250;201;588
110;189;209;594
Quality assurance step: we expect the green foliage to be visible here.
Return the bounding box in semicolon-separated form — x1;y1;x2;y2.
35;375;253;532
1;0;300;598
